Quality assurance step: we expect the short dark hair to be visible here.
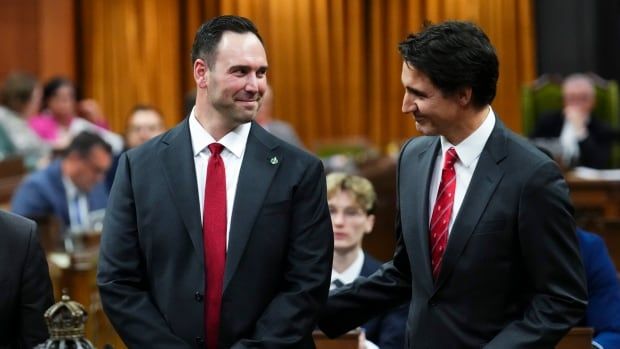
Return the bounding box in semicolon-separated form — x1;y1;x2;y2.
65;131;112;158
398;21;499;108
0;72;38;113
42;77;75;108
190;15;263;69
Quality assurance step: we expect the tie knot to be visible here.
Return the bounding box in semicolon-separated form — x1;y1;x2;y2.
208;143;224;156
443;147;458;169
331;279;345;288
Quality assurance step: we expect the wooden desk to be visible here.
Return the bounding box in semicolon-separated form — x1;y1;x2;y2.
565;173;620;225
556;327;593;349
314;330;359;349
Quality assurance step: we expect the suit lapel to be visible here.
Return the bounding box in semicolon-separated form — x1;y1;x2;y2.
434;122;507;290
224;122;280;292
401;138;440;294
159;119;204;268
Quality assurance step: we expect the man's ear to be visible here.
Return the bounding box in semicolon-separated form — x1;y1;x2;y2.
457;87;473;106
194;59;208;89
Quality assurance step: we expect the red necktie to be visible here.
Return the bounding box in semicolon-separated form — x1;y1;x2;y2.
204;143;226;348
429;147;458;281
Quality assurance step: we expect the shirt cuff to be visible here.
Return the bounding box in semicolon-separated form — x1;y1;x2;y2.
592;340;604;349
365;339;379;349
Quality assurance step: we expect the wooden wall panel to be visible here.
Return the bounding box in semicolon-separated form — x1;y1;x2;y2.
0;0;75;82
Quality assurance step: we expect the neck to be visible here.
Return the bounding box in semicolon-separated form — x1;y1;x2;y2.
194;103;240;141
333;248;361;274
446;105;489;145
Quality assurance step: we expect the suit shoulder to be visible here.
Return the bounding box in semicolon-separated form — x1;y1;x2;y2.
0;210;36;242
504;129;557;168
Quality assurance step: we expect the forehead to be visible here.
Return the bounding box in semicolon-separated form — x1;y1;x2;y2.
130;110;162;125
563;79;594;95
328;189;360;205
214;31;268;68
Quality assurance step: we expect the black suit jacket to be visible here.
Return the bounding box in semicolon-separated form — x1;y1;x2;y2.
97;120;334;348
0;210;53;348
320;119;588;348
359;254;407;349
530;111;614;168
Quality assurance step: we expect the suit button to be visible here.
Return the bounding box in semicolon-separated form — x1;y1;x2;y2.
429;300;438;307
195;292;203;302
195;336;204;345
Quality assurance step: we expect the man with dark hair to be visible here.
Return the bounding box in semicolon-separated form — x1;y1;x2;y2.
320;21;587;348
98;15;333;348
0;210;54;348
12;131;112;233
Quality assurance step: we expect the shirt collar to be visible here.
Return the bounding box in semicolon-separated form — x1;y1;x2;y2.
440;106;496;168
188;107;251;158
331;249;365;285
62;174;79;199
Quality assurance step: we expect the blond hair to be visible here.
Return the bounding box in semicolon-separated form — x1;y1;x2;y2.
326;172;377;213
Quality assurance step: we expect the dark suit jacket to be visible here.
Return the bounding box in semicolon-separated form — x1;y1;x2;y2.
530;111;614;168
577;229;620;348
320;119;587;348
97;119;333;348
0;210;54;348
11;159;109;228
359;254;407;349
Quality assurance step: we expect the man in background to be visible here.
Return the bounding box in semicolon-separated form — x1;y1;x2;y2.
255;85;304;148
106;105;166;190
530;74;614;169
12;131;112;233
327;172;407;349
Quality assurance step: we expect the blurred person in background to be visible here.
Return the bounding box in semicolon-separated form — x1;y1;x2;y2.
124;104;166;149
327;172;407;349
0;72;51;169
11;131;112;234
530;74;615;169
255;85;303;148
106;104;166;190
28;77;124;154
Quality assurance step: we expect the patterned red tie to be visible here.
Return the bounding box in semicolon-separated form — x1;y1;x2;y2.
204;143;226;348
429;147;458;281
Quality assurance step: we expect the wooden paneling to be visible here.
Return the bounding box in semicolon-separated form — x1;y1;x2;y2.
0;0;75;82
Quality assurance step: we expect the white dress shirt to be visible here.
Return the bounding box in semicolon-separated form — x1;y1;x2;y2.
330;249;365;290
62;175;90;234
189;108;251;249
330;249;379;349
429;107;496;236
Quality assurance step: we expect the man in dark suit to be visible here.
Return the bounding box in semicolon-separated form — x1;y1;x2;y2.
326;172;407;349
319;21;587;348
97;15;333;348
0;210;54;348
530;74;614;169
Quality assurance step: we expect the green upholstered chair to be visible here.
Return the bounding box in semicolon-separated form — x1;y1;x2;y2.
521;74;620;167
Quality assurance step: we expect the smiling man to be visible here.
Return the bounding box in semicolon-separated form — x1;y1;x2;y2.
319;21;587;348
97;15;333;348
